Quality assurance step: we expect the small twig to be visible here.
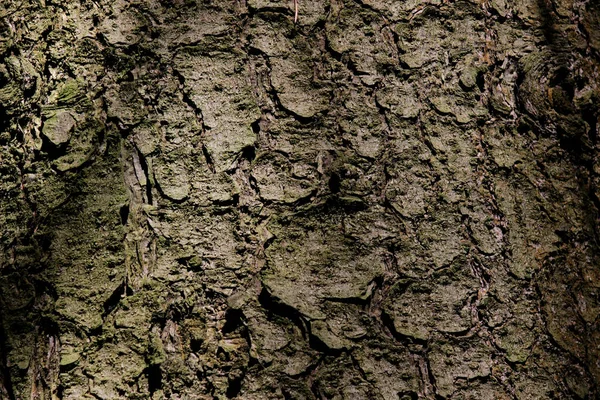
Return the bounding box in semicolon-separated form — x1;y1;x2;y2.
294;0;298;23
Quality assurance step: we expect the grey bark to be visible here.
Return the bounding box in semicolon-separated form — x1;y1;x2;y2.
0;0;599;399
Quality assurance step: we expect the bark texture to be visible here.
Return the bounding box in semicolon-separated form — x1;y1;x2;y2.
0;0;599;399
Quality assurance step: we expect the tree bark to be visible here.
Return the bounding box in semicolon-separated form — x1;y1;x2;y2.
0;0;599;398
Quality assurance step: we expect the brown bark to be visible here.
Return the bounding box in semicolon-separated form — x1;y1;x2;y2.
0;0;599;398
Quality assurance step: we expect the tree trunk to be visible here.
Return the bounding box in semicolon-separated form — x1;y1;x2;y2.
1;0;599;398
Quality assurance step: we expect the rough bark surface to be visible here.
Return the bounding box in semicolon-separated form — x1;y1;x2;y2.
0;0;599;399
